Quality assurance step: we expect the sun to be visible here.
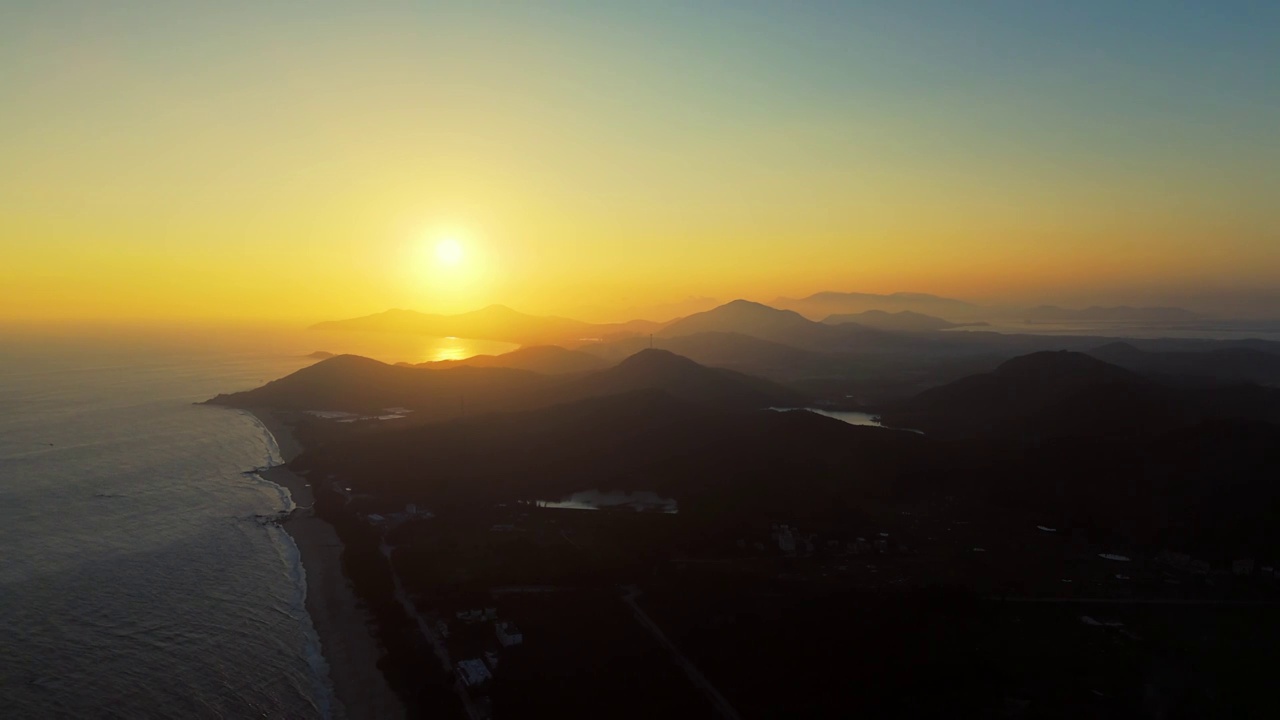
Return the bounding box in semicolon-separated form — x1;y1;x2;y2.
436;238;463;266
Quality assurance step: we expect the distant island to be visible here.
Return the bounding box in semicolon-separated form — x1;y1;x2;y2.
1024;305;1200;323
821;309;989;333
411;345;607;375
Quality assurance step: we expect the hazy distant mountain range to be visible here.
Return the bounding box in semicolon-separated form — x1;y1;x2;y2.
1024;305;1199;323
654;300;898;352
306;296;1277;407
312;295;1209;349
821;310;986;332
311;305;660;346
773;291;984;321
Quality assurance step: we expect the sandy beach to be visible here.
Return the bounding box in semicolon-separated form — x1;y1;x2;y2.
251;410;406;720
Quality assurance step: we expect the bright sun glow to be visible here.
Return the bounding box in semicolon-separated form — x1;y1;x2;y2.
436;238;464;266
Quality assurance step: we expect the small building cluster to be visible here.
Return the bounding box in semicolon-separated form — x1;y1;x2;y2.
457;607;498;623
362;503;435;528
446;608;526;702
757;524;906;561
495;621;523;648
456;658;492;689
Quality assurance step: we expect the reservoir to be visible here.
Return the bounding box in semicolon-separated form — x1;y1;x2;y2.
542;490;678;514
772;408;924;434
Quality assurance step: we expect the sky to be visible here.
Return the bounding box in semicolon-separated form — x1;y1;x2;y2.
2;0;1278;323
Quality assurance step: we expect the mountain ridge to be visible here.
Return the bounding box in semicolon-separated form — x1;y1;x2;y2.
207;348;806;417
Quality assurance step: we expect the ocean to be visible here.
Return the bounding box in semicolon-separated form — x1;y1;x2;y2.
0;334;333;719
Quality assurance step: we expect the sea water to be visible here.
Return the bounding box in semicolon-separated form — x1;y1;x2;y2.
0;334;329;718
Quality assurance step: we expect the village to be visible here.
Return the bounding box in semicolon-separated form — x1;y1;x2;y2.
298;462;1280;718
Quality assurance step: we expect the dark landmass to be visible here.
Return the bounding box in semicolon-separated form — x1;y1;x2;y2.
207;349;805;418
308;350;336;359
1088;341;1280;387
220;308;1280;719
413;345;608;375
284;350;1280;560
209;354;547;416
822;309;987;332
294;391;927;520
304;300;1278;411
880;350;1280;440
561;348;804;411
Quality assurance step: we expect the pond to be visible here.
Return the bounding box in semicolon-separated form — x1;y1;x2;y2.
541;489;678;514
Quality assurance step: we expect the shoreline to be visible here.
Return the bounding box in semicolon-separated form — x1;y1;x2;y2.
248;409;406;720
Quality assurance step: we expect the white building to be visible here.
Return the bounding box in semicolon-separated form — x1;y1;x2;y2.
456;608;498;623
495;621;523;647
775;525;797;554
484;650;501;670
456;659;492;688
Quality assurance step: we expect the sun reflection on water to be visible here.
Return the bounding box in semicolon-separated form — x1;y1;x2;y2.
422;336;517;363
429;338;470;362
305;328;518;365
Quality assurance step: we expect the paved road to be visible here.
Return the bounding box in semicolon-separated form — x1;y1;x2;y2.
619;585;743;720
489;585;570;596
382;543;488;720
988;596;1280;606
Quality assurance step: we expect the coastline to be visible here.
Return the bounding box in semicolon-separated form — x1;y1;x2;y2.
249;409;407;720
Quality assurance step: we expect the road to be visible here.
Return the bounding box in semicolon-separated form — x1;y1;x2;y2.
619;585;743;720
988;595;1280;606
381;543;488;720
558;528;739;718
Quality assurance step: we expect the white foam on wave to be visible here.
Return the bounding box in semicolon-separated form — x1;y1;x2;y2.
243;413;338;720
268;525;336;720
238;410;286;468
244;471;296;516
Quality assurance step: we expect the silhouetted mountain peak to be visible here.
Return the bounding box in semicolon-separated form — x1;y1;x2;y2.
615;348;703;375
882;350;1178;440
1087;341;1280;386
722;299;771;309
661;300;817;336
587;348;805;409
308;353;390;373
712;299;807;320
994;350;1139;384
770;290;987;322
472;304;524;318
657;299;903;352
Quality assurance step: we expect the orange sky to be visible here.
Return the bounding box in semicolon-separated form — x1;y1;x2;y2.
3;3;1277;323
